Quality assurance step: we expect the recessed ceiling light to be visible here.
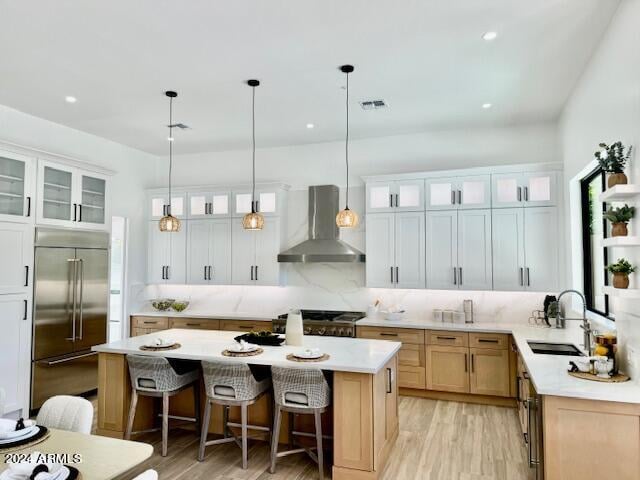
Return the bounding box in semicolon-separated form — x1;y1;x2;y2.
306;123;315;129
65;96;77;103
482;103;493;109
482;31;498;41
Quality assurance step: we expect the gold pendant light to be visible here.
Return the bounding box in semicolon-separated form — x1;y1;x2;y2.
242;79;265;230
159;90;181;232
336;65;359;228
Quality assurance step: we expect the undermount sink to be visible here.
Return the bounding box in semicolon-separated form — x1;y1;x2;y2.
527;341;585;356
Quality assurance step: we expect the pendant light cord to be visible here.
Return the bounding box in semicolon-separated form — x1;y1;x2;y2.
251;85;256;213
345;70;350;209
168;96;173;215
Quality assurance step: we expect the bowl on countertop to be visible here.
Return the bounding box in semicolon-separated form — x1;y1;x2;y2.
171;300;190;312
385;310;405;321
150;299;175;311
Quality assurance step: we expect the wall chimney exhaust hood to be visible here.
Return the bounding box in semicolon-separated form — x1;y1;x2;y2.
277;185;365;263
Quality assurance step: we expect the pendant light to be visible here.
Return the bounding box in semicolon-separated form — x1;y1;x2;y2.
336;64;359;228
242;79;265;230
158;90;181;232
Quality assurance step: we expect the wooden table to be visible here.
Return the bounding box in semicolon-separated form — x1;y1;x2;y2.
1;429;153;480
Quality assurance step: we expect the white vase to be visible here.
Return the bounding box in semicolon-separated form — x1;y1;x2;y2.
286;309;304;346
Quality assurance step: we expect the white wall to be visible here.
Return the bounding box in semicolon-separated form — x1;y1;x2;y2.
560;0;640;377
159;123;559;189
0;104;159;323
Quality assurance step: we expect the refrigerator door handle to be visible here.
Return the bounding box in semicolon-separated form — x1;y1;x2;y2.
66;259;78;341
40;351;98;366
77;259;84;340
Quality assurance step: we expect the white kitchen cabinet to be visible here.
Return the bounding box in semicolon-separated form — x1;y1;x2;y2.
148;191;187;221
492;207;558;291
426;175;491;210
187;219;231;284
36;160;110;229
426;211;458;289
492;172;557;208
232;187;282;217
0;150;35;223
0;294;30;417
366;180;424;213
187;190;231;219
426;209;492;290
457;209;492;290
231;217;282;286
147;221;186;284
365;211;425;288
0;223;33;295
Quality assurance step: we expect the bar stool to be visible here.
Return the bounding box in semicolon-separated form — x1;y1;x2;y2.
199;361;272;468
125;355;201;457
270;366;331;480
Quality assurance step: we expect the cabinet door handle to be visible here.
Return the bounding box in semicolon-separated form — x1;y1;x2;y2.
166;266;170;280
524;186;529;202
255;265;258;281
459;267;462;286
186;323;202;327
208;266;213;280
451;190;456;205
395;266;399;284
24;266;29;287
161;266;165;280
389;193;393;208
73;203;77;222
519;267;524;286
526;267;530;287
517;186;522;202
23;299;28;321
453;267;457;285
250;265;254;281
395;194;399;208
478;338;499;343
457;190;462;205
26;196;31;217
386;367;392;394
471;353;475;373
379;332;398;337
464;353;468;372
437;336;457;341
78;204;82;222
390;266;394;284
204;266;207;280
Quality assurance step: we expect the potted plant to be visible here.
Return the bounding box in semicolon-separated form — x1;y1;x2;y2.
595;141;633;188
607;258;636;289
603;204;635;237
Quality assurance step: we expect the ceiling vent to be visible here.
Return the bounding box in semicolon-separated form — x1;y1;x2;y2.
359;99;388;110
168;123;190;129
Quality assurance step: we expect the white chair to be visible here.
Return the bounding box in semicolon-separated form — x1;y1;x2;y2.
36;395;93;434
132;470;158;480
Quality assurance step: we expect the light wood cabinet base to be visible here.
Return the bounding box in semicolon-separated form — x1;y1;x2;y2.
400;387;516;408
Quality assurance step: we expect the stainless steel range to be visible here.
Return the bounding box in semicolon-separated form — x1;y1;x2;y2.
272;310;365;337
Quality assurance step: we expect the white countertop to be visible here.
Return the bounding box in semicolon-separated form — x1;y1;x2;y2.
93;328;401;374
357;316;640;404
131;310;274;321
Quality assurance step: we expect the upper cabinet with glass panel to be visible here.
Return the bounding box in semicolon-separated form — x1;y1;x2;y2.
232;187;282;217
425;175;490;210
492;172;557;208
0;150;35;223
188;190;230;219
366;180;424;213
148;191;186;220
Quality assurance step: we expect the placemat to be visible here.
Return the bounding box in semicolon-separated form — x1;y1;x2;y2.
139;343;181;351
286;353;331;363
568;371;630;383
222;348;264;357
0;426;50;453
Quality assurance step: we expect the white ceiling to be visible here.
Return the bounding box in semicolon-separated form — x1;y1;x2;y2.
0;0;620;155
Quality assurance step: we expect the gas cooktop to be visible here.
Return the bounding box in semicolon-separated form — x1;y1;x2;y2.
272;309;365;337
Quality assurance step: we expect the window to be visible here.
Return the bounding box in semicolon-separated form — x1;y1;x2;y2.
580;167;614;319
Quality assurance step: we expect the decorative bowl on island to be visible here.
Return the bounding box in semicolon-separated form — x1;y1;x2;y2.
150;299;175;311
171;300;190;312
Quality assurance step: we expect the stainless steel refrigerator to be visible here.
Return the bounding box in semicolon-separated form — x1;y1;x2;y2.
31;227;109;410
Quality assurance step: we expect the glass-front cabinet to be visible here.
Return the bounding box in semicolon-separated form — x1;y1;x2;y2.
492;172;557;208
148;191;187;220
36;160;110;229
187;190;231;219
366;180;424;213
232;187;280;217
425;175;491;210
0;150;35;223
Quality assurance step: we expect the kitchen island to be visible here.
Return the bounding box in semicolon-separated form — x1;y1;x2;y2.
93;329;401;480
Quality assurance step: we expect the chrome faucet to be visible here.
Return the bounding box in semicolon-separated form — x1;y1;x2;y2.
556;289;593;356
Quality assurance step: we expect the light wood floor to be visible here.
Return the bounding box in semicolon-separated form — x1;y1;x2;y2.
92;396;533;480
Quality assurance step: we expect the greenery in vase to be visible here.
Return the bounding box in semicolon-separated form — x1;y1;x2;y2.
603;204;635;224
607;258;636;275
595;141;632;173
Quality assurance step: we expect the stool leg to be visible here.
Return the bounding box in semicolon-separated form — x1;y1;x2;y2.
240;403;248;469
161;392;169;457
198;400;212;462
287;412;294;450
270;405;282;474
193;382;201;435
314;410;324;480
222;405;229;438
125;388;138;440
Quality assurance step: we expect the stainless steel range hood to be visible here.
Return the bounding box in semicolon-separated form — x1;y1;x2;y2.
278;185;365;263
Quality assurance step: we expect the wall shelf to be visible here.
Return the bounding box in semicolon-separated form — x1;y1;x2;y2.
602;236;640;247
602;286;640;298
599;184;640;202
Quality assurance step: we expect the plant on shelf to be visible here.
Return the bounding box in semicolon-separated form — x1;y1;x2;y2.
606;258;636;289
595;141;633;188
603;204;635;237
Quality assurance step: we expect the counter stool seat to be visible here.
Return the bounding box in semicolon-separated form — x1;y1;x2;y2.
199;361;272;469
269;366;331;480
125;355;201;457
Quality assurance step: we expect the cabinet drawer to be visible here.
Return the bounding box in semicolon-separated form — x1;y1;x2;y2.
357;326;425;344
131;316;169;329
426;330;469;347
398;343;425;368
469;333;508;350
131;327;165;337
170;318;221;330
399;366;426;390
220;319;271;332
